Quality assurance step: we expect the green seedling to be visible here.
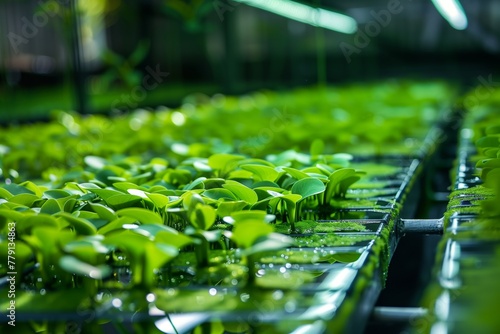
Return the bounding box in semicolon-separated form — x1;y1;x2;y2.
476;135;500;155
22;227;76;287
267;191;302;232
182;192;219;270
215;200;248;218
291;177;326;224
240;164;280;183
208;153;245;178
59;235;112;296
324;168;363;202
98;40;150;90
104;230;180;289
480;169;500;218
224;212;294;285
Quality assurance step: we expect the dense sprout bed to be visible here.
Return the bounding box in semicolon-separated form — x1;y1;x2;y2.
0;81;453;333
0;81;454;181
418;86;500;333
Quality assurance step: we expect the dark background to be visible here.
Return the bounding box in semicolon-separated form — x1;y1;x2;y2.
0;0;498;120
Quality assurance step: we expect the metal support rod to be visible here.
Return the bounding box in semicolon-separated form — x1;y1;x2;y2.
69;0;88;114
372;307;428;322
401;218;443;234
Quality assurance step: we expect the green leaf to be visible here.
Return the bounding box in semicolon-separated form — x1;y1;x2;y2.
59;255;111;279
280;194;302;210
328;252;362;263
105;194;143;210
62;198;78;213
476;158;500;169
55;212;97;235
132;223;178;238
216;201;248;218
243;233;294;256
19;181;44;197
8;194;40;207
202;178;226;189
129;40;150;66
291;177;326;202
116;208;163;225
40;199;61;215
310;139;325;156
127;189;151;200
338;175;361;196
163;169;192;185
240;164;279;182
251;181;281;189
282;167;309;180
253;188;280;203
104;230;152;286
113;182;146;192
483;148;499;158
44;189;72;199
325;168;356;201
222;180;258;204
183;177;207;190
267;191;302;203
229;210;271;224
2;183;34;195
78;182;102;190
227;169;253;180
202;188;237;201
190;204;216;230
88;188;123;201
144;193;169;210
155;230;193;249
208;153;244;171
143;242;179;288
0;209;24;223
24;227;71;280
250;198;273;211
104;230;148;256
231;219;274;249
486;125;500;135
315;164;335;176
63;238;110;265
88;203;117;221
182;192;205;213
17;214;59;235
476;135;500;149
75;211;100;220
0;201;28;210
97;216;136;235
0;188;13;200
238;158;275;167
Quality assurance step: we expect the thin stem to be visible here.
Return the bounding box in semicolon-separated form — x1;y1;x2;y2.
195;236;210;284
246;254;256;286
165;313;180;334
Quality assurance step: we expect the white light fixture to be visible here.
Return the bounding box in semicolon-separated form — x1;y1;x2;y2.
232;0;357;34
431;0;468;30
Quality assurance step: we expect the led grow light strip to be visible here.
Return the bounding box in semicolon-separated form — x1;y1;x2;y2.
232;0;357;34
431;0;468;30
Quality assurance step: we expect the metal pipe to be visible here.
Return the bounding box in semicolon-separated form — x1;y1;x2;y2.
401;218;443;234
372;307;428;322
